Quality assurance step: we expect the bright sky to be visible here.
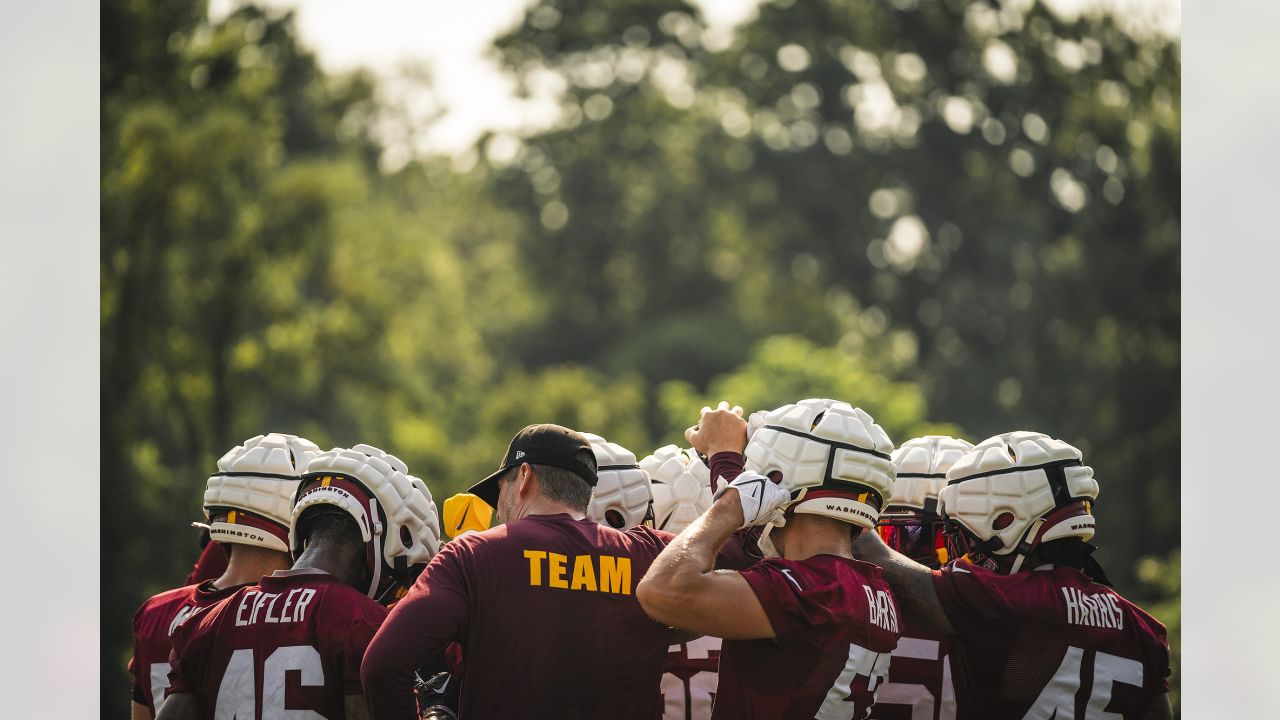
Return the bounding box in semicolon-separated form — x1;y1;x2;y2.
210;0;1179;156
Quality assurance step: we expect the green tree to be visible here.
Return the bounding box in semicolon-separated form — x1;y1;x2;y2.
491;0;1179;594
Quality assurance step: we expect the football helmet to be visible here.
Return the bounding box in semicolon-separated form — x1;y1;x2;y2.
203;433;321;552
878;435;973;567
442;493;493;539
641;445;713;533
940;431;1099;574
583;433;654;530
744;399;895;556
290;444;442;601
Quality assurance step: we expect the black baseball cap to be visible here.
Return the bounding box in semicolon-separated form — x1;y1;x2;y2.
467;424;599;508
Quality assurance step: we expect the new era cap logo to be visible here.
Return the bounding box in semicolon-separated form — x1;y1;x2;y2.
515;450;526;460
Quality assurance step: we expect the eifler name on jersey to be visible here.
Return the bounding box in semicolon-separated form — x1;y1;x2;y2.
232;587;317;627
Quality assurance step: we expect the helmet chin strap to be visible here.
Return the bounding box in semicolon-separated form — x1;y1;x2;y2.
756;487;806;558
366;497;385;599
757;522;781;557
1007;518;1046;574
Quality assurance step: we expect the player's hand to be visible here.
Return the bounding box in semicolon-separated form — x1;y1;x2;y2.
685;401;747;457
713;471;791;528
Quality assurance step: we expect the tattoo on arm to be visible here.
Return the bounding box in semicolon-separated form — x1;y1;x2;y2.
854;530;953;634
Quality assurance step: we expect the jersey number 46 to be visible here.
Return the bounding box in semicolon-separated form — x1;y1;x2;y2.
217;645;325;720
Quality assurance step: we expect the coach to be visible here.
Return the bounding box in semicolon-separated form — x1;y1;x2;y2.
361;423;681;719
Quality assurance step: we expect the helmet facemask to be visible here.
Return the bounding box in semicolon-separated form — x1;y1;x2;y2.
877;501;949;569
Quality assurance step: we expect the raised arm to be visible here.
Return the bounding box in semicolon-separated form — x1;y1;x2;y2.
636;405;789;639
637;485;776;639
853;527;953;634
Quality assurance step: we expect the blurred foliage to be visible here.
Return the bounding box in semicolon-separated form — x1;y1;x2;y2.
102;0;1179;714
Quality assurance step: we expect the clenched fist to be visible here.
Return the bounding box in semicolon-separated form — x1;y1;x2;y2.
685;401;748;458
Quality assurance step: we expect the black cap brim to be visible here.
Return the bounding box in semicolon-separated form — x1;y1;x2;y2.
467;466;508;510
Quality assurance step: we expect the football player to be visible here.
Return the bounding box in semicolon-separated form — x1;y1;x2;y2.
641;444;721;720
157;444;441;720
364;424;702;719
128;432;320;719
637;399;902;719
855;431;1173;720
870;435;973;720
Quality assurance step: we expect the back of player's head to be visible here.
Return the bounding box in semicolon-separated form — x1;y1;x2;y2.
641;445;712;533
295;505;363;552
940;430;1099;574
878;435;973;566
290;444;442;602
204;433;321;553
582;433;653;530
744;398;896;530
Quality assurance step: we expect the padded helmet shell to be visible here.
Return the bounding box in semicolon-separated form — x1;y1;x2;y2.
583;433;653;530
291;444;441;599
204;433;321;552
641;445;712;533
940;431;1099;559
744;399;896;530
887;436;974;512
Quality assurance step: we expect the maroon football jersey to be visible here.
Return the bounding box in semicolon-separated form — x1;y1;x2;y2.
167;570;387;719
129;580;246;716
363;513;679;720
932;558;1170;719
712;555;902;720
868;619;956;720
659;636;722;720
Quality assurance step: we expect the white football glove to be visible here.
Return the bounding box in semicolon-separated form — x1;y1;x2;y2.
713;471;792;529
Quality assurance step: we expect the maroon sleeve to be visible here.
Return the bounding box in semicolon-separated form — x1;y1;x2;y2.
708;452;745;491
931;563;1020;629
715;530;761;571
165;612;209;696
1140;612;1172;694
739;562;835;642
330;597;387;696
362;540;472;720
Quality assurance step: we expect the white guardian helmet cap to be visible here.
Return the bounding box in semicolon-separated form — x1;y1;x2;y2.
641;445;713;533
744;398;896;532
583;433;654;530
940;431;1099;574
291;444;442;601
887;435;975;513
204;433;321;552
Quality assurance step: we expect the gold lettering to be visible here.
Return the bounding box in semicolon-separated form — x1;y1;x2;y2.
570;555;598;591
524;550;547;586
548;553;569;588
599;556;631;595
